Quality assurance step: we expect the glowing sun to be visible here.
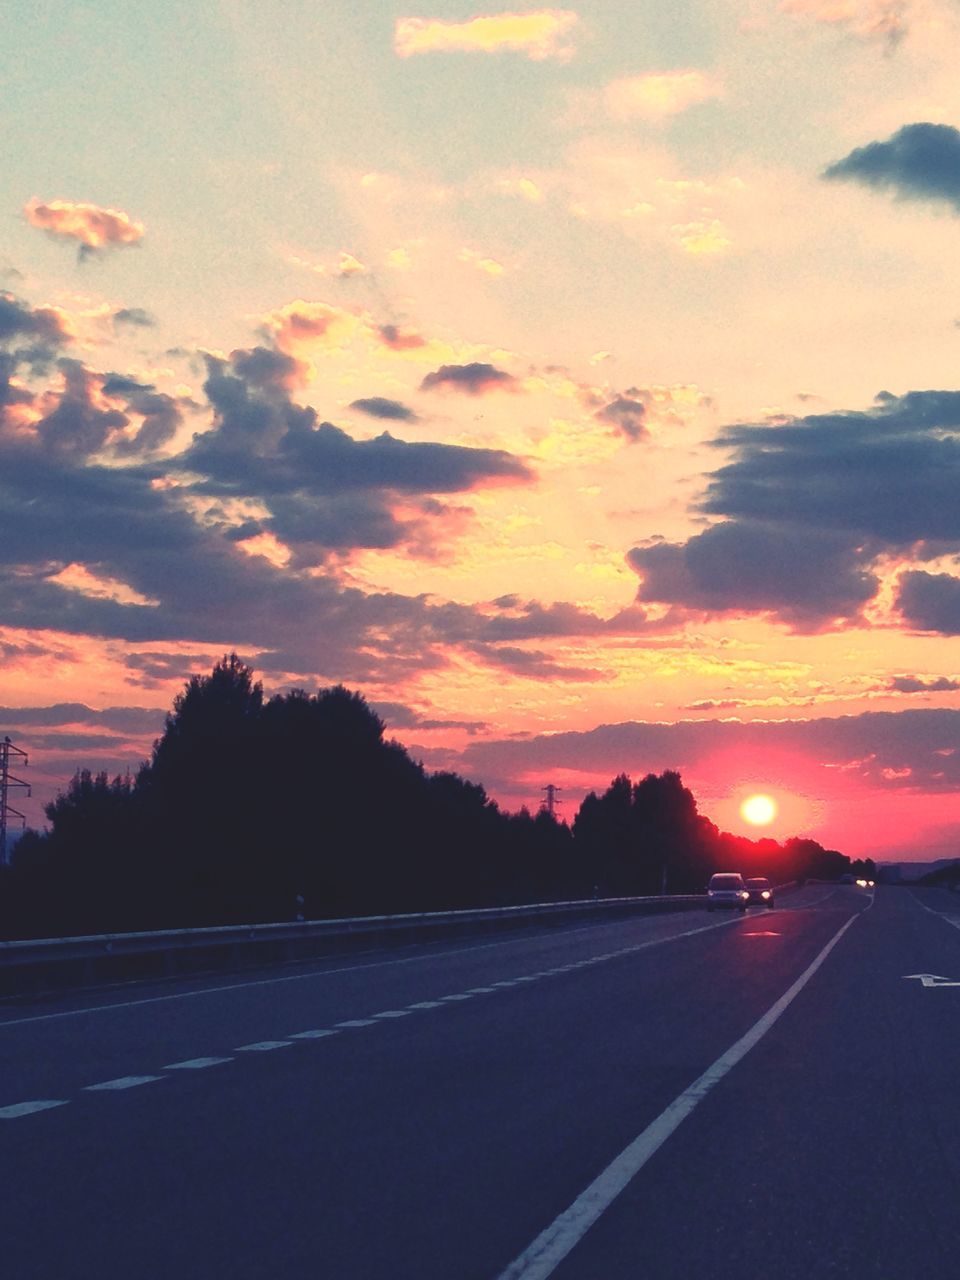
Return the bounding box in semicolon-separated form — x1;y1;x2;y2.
741;793;778;826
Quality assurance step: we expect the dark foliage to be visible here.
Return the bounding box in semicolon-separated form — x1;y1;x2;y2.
0;655;851;939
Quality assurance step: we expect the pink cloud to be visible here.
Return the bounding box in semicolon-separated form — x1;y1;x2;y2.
24;198;145;254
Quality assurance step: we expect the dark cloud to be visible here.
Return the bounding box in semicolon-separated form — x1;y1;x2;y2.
368;700;488;734
181;349;531;561
888;675;960;694
628;388;960;631
0;291;69;349
376;324;427;352
459;708;960;796
350;396;419;422
629;524;877;629
420;362;520;395
466;643;607;682
823;123;960;213
595;395;648;441
897;570;960;634
113;307;156;329
35;359;129;457
0;703;164;734
0;335;550;682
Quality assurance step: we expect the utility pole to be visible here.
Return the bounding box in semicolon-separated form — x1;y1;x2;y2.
540;783;562;818
0;736;30;867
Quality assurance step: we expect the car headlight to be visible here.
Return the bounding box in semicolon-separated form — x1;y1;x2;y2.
740;890;749;899
856;878;867;888
761;890;770;899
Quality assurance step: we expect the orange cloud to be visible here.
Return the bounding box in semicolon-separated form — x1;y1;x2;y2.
24;198;145;253
394;10;579;60
261;299;361;358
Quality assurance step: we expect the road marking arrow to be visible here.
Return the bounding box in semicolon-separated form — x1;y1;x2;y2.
902;973;960;987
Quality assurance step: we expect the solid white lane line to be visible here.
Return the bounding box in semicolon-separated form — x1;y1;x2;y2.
84;1075;163;1091
288;1029;339;1039
163;1057;233;1070
0;1099;69;1118
495;911;859;1280
235;1040;292;1052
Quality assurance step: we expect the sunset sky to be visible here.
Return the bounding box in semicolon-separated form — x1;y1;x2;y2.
3;1;960;860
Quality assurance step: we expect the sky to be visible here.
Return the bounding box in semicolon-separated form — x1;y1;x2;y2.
3;0;960;860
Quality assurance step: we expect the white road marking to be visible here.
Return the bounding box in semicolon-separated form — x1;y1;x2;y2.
495;911;859;1280
439;993;475;1002
235;1040;292;1052
288;1029;339;1039
84;1075;163;1091
0;916;687;1028
371;1010;411;1018
408;1000;444;1009
467;986;498;993
0;1099;68;1119
911;892;960;932
902;973;960;987
334;1019;377;1028
163;1056;233;1069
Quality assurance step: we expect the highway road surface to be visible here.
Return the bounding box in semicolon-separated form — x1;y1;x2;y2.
2;884;960;1279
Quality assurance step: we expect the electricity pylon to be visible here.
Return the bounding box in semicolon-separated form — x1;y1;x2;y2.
0;736;30;866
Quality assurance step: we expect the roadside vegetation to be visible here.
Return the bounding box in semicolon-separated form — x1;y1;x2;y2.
0;656;856;940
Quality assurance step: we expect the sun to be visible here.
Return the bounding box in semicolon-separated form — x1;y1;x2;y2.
741;793;778;826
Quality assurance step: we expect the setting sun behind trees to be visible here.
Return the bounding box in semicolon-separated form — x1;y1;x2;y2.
741;793;778;826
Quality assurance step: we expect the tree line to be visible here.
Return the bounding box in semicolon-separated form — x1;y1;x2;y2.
0;655;853;940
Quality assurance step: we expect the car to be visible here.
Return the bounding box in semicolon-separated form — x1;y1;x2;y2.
707;872;749;912
744;876;774;907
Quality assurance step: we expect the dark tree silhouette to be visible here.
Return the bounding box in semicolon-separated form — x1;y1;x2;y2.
0;655;853;941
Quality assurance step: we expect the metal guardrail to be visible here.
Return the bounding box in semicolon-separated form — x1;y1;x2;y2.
0;893;709;996
0;882;797;997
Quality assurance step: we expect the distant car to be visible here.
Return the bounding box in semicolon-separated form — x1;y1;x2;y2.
744;876;774;907
707;872;748;912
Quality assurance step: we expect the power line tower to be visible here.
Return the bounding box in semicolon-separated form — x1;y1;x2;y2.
540;783;562;818
0;736;30;867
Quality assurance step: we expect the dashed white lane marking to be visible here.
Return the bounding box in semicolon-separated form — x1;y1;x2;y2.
439;993;475;1002
84;1075;163;1092
467;986;499;993
912;892;960;931
0;911;682;1029
163;1057;233;1070
235;1040;292;1052
495;912;860;1280
0;1099;69;1119
288;1029;339;1039
334;1019;377;1028
371;1010;411;1019
408;1000;444;1009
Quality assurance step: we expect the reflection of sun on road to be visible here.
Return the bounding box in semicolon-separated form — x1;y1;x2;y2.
741;793;777;826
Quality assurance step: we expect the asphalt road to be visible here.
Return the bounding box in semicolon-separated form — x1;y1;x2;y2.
2;884;959;1279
